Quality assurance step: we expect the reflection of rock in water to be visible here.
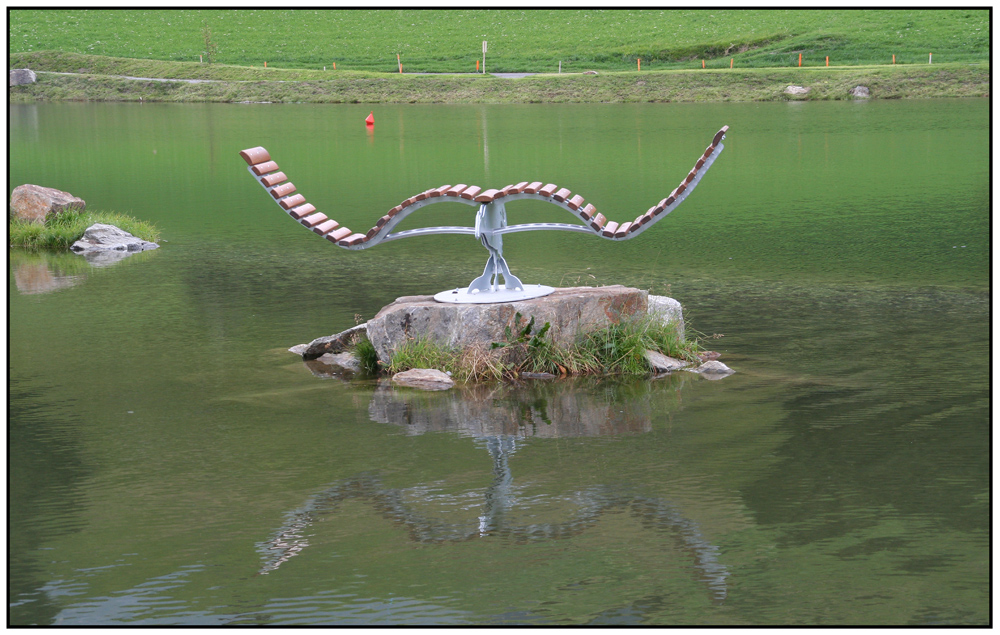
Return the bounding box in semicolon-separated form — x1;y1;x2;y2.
12;246;158;296
12;261;81;295
75;248;139;268
368;376;694;439
258;374;726;602
255;473;728;603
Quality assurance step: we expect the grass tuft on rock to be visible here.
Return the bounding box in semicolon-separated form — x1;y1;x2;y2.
580;313;702;375
354;337;381;375
9;209;160;249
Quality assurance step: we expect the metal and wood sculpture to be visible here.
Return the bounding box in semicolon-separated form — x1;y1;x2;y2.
240;125;728;303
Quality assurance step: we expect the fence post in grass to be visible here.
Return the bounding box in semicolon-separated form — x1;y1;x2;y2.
559;61;561;73
826;56;829;67
264;61;267;68
929;52;932;64
798;53;802;67
334;62;336;70
892;54;895;64
200;55;203;63
702;59;705;68
730;58;734;69
482;41;487;74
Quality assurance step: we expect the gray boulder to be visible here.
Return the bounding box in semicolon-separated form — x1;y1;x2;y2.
849;85;871;98
70;223;159;255
687;360;735;380
304;352;362;377
10;184;86;223
644;350;691;373
301;323;367;360
648;294;684;339
391;368;455;391
10;68;36;86
784;85;810;95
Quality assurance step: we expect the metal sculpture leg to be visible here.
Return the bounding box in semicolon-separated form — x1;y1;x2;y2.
467;238;526;294
434;201;554;304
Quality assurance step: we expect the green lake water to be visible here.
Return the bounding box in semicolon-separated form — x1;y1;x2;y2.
8;99;989;625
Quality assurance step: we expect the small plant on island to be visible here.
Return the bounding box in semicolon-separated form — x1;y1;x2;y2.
353;337;381;375
9;208;160;250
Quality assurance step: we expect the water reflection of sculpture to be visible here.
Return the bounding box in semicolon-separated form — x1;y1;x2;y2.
256;377;728;604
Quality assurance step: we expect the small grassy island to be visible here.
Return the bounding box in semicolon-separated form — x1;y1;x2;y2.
366;312;704;382
9;209;160;250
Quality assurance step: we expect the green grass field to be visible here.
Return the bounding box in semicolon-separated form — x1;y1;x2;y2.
8;9;989;73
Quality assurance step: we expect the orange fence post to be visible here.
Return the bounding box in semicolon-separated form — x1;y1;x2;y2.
826;56;829;67
730;58;733;69
638;58;641;71
476;59;479;72
892;54;896;64
798;53;802;67
702;59;705;68
333;62;336;70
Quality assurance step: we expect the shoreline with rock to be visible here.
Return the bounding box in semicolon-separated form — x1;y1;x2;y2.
11;61;990;104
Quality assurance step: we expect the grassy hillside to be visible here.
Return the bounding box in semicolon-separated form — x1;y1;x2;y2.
8;9;989;73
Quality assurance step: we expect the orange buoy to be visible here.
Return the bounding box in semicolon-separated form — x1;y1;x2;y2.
365;111;374;125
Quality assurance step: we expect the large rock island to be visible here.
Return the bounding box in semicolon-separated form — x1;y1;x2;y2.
365;285;679;366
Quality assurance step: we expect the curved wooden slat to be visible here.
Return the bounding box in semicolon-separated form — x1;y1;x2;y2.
239;146;270;165
251;160;280;176
261;171;288;187
289;203;316;219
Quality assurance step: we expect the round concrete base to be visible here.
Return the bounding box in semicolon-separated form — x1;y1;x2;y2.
434;284;555;304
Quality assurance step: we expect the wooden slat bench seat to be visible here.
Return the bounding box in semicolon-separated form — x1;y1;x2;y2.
240;125;728;253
